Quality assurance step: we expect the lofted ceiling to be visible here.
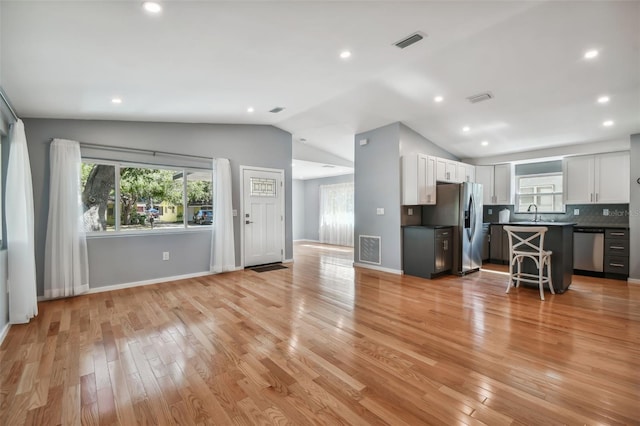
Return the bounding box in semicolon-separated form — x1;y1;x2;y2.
1;1;639;163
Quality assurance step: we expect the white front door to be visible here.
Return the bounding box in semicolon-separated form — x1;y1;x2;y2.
242;167;284;267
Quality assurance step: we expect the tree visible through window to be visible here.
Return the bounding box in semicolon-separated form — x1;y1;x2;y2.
80;161;213;232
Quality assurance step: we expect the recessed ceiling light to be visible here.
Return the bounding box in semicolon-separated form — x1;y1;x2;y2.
143;2;162;13
603;120;614;127
584;49;599;59
462;126;470;132
340;50;351;59
481;140;489;146
111;98;122;104
247;106;254;113
597;96;610;104
434;95;444;103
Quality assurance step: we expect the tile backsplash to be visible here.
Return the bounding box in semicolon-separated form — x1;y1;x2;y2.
483;204;630;226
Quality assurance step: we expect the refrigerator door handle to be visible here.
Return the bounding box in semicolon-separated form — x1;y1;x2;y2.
468;194;477;240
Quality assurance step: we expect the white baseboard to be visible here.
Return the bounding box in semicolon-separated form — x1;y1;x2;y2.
283;258;294;264
37;270;220;301
0;322;10;346
353;262;402;275
628;277;640;285
294;239;320;243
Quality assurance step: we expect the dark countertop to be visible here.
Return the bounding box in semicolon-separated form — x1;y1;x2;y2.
489;222;576;226
403;225;453;229
574;223;629;229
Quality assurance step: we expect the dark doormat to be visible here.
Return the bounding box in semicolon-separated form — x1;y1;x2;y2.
249;264;288;273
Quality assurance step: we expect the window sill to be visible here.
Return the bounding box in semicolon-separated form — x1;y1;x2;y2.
85;226;212;239
513;211;566;215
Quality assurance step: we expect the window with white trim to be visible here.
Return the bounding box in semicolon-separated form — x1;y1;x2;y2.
81;160;213;233
514;160;565;214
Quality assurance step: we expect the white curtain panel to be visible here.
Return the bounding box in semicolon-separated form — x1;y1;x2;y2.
44;139;89;298
5;119;38;324
319;182;354;247
210;158;236;273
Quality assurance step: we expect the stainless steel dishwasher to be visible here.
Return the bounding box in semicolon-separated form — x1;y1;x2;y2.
573;227;604;273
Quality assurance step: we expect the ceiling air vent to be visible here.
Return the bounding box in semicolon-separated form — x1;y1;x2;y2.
394;32;426;49
269;107;285;113
322;165;336;168
466;92;494;104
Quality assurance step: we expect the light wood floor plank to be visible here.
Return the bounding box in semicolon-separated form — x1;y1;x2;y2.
1;242;639;424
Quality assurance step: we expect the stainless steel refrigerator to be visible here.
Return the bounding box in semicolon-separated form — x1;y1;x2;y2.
421;182;483;275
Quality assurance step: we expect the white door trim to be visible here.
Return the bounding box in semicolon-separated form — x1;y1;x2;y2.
239;165;286;268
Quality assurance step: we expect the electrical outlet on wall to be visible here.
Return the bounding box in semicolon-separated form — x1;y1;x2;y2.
603;209;609;216
377;208;384;215
488;208;493;215
408;208;413;216
574;209;579;215
162;252;170;261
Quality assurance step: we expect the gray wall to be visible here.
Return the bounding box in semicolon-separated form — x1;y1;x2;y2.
354;123;402;271
301;174;354;241
399;123;458;160
24;118;292;294
353;122;459;272
292;179;305;240
0;129;8;334
630;133;640;280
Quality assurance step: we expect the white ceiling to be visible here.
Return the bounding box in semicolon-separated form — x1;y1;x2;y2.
292;159;353;180
2;1;639;162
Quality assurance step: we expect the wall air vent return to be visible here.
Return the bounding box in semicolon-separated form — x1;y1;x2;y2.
359;235;381;265
466;92;494;104
269;107;285;113
394;32;426;49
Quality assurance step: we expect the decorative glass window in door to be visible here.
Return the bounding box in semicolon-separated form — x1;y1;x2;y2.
251;177;277;197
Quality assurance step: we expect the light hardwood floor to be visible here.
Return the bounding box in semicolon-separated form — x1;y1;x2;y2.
1;242;639;425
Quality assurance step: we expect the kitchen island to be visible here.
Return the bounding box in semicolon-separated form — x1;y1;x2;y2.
495;222;575;293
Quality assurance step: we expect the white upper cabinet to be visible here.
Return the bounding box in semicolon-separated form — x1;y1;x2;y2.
563;152;629;204
402;153;436;205
475;164;512;205
436;158;475;183
457;162;476;183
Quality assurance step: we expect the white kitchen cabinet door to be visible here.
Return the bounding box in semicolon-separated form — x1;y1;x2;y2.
402;154;436;205
475;165;495;205
493;164;513;205
595;152;629;203
563;155;595;204
457;162;475;182
423;155;436;204
436;158;457;182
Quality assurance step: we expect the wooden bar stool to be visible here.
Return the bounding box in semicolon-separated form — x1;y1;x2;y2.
503;226;555;301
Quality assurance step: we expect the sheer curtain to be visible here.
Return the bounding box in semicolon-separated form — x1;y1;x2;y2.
210;158;236;273
44;139;89;298
5;119;38;324
319;182;354;247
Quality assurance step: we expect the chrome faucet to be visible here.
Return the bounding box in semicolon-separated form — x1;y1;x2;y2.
527;203;539;222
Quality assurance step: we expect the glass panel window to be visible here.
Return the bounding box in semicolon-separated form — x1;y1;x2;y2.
515;173;564;213
81;162;117;232
185;170;213;228
81;160;212;234
250;177;276;197
119;166;184;231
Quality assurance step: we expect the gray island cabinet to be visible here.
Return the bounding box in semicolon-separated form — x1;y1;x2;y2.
495;222;575;293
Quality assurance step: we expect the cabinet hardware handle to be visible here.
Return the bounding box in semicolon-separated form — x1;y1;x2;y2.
610;246;625;250
590;193;593;202
609;263;625;268
611;232;625;236
595;193;599;202
443;240;448;250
